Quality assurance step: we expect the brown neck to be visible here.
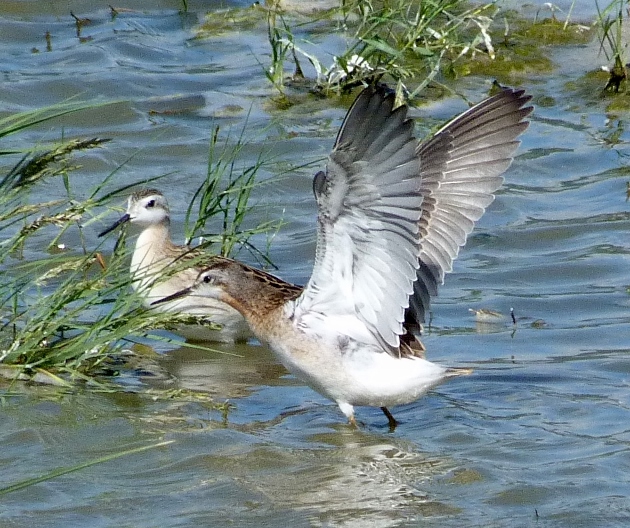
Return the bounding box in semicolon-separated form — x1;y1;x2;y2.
212;259;302;330
223;275;291;321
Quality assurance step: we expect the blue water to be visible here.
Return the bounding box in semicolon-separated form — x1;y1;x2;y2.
1;2;630;527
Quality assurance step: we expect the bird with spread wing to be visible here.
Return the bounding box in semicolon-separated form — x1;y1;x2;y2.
155;85;532;427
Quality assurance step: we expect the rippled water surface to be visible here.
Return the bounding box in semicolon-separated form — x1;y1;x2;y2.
1;1;630;527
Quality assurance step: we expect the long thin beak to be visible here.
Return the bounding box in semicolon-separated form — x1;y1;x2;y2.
98;213;131;237
151;287;192;306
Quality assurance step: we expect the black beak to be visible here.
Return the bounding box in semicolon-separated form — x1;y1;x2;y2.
98;213;131;237
151;287;192;306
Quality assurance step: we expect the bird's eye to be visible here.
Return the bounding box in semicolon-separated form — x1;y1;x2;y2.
203;275;213;284
146;199;156;208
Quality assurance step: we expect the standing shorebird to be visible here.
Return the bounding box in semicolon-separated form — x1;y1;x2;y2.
98;190;255;343
155;85;532;427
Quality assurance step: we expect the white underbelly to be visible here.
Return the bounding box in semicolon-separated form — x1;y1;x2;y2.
267;332;449;408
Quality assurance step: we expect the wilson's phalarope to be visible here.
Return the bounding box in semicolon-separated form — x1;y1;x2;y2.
155;85;532;427
98;189;255;343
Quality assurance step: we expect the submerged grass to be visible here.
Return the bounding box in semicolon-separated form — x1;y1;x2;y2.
448;5;593;82
0;440;175;496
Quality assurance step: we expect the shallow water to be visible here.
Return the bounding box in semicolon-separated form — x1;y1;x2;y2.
1;1;630;527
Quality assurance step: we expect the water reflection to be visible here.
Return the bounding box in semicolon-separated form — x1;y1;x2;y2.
156;341;287;400
201;439;463;527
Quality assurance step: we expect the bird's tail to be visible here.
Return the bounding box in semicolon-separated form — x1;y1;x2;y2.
445;367;473;378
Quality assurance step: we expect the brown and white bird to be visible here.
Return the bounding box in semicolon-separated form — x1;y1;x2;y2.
98;189;255;343
154;85;532;427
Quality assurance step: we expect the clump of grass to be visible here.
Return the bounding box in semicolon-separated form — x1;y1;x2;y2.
596;0;628;93
0;101;281;386
327;0;499;97
264;6;300;97
1;249;170;381
452;3;592;82
184;120;285;268
0;104;184;383
263;0;501;99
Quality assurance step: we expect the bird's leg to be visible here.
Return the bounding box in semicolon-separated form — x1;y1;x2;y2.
381;406;398;431
339;402;359;428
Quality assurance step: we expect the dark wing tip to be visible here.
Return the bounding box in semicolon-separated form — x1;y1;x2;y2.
408;85;533;327
333;83;405;152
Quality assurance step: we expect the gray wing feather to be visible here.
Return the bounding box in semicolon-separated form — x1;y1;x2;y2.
410;88;533;324
297;85;423;353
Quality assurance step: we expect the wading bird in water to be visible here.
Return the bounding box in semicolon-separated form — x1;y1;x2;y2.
98;189;254;343
155;85;532;428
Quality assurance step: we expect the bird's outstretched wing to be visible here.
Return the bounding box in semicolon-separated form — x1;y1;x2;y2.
408;88;533;325
294;85;423;354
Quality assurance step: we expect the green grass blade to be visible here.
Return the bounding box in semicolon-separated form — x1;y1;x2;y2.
0;440;175;496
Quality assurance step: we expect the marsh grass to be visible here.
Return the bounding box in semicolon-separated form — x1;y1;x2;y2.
185;119;286;268
265;7;295;96
0;101;280;387
596;0;628;93
0;110;183;384
263;0;500;99
2;249;173;379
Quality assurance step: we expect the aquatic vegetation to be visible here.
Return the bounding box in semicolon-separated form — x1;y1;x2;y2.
596;0;628;93
195;1;598;102
454;8;593;81
183;0;599;104
185;121;285;267
564;0;630;111
264;0;501;98
0;107;172;382
195;4;266;38
0;103;280;385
